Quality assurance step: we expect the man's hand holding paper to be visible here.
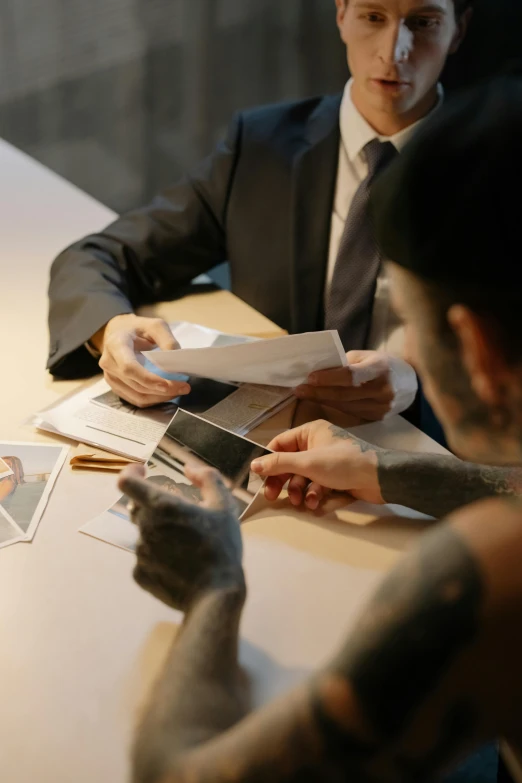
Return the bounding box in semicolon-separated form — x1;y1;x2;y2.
143;335;417;424
251;419;384;510
293;350;417;423
95;314;191;408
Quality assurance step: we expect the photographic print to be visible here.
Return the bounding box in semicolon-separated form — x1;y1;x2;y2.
82;471;205;553
159;409;270;495
0;442;69;540
0;458;13;480
81;411;271;553
0;506;24;549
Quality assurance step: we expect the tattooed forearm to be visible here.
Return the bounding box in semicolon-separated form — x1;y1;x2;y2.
315;524;484;781
327;423;522;518
133;586;248;783
330;525;483;735
328;424;385;453
377;451;522;518
157;523;495;783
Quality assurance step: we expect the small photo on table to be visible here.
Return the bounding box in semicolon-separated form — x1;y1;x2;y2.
83;471;205;553
0;458;13;480
0;506;25;549
0;442;69;540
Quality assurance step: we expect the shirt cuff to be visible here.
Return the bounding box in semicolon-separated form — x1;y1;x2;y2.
84;340;102;360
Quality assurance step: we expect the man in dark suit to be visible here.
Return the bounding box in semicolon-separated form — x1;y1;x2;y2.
48;0;472;423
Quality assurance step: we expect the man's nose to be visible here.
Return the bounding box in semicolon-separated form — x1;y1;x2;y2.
379;20;414;66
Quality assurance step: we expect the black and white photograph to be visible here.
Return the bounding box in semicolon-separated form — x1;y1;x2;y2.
158;409;271;504
0;442;69;539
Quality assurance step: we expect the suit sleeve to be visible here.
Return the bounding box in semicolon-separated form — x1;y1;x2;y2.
47;114;243;379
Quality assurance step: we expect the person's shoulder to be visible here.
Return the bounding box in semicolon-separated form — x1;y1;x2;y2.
444;493;522;559
238;94;342;136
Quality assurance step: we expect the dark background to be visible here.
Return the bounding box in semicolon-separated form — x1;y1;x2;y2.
1;0;520;215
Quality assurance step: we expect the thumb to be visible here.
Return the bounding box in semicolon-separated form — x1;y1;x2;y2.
251;450;309;478
345;350;369;365
184;464;236;512
142;319;180;351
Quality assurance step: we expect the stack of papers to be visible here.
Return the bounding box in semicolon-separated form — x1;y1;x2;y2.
35;376;293;462
35;324;346;463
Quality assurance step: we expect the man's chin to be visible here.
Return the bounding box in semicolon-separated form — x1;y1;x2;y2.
365;87;413;113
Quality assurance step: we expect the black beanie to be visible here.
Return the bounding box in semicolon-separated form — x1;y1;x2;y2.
370;74;522;291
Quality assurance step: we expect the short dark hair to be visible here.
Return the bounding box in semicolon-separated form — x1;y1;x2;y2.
343;0;474;17
453;0;473;16
371;73;522;363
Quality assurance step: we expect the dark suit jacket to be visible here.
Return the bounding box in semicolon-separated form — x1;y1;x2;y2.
48;94;344;379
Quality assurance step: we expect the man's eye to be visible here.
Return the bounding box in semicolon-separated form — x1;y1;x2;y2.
408;16;440;30
362;12;385;23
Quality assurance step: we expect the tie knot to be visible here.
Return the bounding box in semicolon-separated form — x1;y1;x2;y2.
364;139;397;178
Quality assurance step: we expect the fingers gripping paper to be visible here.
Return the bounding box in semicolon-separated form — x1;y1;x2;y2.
143;331;347;387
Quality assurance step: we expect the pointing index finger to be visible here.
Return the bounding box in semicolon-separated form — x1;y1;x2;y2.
118;464;160;508
184;464;236;513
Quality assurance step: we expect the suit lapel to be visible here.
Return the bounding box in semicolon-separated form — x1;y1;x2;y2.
290;94;342;334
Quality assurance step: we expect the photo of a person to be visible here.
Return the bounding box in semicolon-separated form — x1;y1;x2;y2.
0;458;13;480
0;443;67;536
0;508;22;549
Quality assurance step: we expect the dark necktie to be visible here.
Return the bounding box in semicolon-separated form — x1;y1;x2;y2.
325;139;397;350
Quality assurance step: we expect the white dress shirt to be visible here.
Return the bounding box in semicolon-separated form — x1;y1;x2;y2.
326;79;443;358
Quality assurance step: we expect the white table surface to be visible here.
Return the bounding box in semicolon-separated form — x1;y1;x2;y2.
0;139;449;783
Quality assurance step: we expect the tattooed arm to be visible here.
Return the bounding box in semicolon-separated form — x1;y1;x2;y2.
250;419;522;518
120;464;522;783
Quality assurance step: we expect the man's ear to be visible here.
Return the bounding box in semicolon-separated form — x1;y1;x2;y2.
335;0;348;33
449;6;473;54
447;304;507;406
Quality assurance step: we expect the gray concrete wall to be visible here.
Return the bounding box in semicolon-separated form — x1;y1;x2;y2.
0;0;346;212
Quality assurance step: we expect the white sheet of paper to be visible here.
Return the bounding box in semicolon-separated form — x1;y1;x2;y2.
37;380;165;461
350;355;418;419
144;330;347;387
170;321;257;350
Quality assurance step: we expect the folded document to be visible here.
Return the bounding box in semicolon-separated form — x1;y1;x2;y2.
144;330;347;387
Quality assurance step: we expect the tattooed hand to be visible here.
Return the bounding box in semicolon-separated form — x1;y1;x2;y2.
118;464;245;612
251;419;385;510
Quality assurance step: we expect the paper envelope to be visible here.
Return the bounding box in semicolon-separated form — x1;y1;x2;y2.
70;444;140;472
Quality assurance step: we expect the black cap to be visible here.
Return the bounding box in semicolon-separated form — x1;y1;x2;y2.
370;74;522;289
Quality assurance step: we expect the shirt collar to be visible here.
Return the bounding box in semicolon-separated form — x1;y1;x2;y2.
340;77;444;163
